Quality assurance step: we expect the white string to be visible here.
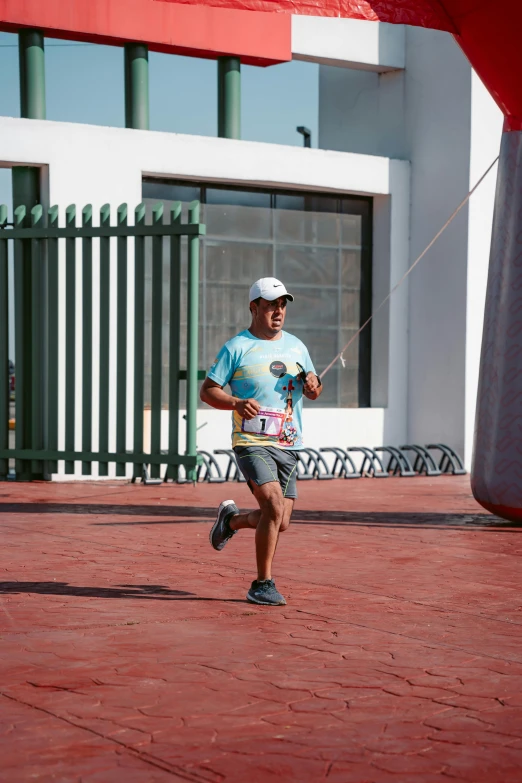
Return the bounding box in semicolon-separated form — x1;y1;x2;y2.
320;156;500;380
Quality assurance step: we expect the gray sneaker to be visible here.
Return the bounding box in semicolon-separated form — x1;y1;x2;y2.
247;579;287;606
209;499;239;551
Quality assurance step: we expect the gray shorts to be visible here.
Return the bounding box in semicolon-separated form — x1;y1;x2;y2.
234;446;299;499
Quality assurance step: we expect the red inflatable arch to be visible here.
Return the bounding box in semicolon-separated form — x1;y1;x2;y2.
162;0;522;521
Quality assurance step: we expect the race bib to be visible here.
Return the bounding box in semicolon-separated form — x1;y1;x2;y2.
242;407;285;437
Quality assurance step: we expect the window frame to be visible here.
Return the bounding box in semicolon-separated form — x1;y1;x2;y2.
143;177;373;408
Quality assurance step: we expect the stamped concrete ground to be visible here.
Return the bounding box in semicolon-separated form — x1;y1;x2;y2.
1;477;522;782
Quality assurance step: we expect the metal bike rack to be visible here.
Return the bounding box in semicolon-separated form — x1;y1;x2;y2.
132;463;163;485
173;451;225;484
426;444;466;475
213;449;247;482
142;443;465;484
346;447;388;477
298;447;335;479
196;451;226;483
296;452;315;480
320;447;361;479
399;445;442;476
374;446;416;477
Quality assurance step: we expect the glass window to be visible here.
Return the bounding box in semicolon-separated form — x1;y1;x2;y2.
142;179;372;408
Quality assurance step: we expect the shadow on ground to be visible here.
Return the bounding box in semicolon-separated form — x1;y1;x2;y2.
0;502;518;529
0;582;246;602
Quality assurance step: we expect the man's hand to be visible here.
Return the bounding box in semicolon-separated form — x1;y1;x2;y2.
303;372;322;400
235;398;261;420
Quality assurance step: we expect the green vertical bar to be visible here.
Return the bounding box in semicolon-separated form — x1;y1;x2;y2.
30;205;43;476
13;26;43;477
65;205;76;475
186;201;200;482
46;205;59;476
98;205;111;476
13;205;28;478
166;202;182;481
218;57;241;140
150;203;163;479
0;205;8;478
12;168;40;215
133;203;146;478
19;29;46;120
82;205;93;475
116;204;128;476
124;44;149;130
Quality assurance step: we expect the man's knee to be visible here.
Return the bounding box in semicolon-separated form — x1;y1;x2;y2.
256;484;284;522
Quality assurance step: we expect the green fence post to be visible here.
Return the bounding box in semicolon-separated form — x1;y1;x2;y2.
46;205;59;478
116;203;128;477
30;205;44;477
133;203;146;479
98;205;111;477
150;203;164;479
167;202;182;482
124;44;149;130
218;57;241;140
82;205;93;476
13;205;31;479
0;205;8;479
186;202;200;482
64;205;77;475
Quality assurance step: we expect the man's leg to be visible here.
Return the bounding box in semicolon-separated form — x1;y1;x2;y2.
229;496;294;533
244;481;284;581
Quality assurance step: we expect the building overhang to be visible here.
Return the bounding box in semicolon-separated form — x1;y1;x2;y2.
0;0;292;67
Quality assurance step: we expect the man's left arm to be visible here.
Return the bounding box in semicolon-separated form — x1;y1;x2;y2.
301;348;323;400
303;372;323;400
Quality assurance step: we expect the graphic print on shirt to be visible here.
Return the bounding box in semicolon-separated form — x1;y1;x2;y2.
207;330;316;451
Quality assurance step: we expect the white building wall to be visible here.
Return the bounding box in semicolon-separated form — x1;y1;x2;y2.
319;25;501;468
0;116;409;478
404;27;472;461
292;16;405;72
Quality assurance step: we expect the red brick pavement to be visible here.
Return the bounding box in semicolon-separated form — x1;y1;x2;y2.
1;476;522;782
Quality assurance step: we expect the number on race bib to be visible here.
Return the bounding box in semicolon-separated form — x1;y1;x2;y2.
242;408;285;438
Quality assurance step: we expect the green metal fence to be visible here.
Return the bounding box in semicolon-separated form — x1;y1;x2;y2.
0;200;205;481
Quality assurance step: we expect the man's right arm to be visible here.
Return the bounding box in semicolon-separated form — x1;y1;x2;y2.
200;378;260;420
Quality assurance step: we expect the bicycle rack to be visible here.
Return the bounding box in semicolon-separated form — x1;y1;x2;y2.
346;447;388;477
298;448;335;479
296;452;315;480
320;447;361;479
213;449;247;482
173;451;224;484
196;451;226;483
374;446;416;477
426;444;466;475
132;463;163;485
399;445;442;476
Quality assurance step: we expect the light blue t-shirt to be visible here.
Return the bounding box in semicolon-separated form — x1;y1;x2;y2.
207;329;316;450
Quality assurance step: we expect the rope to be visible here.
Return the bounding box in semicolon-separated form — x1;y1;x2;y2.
320;155;500;379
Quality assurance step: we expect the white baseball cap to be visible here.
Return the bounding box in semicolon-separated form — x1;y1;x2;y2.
249;277;294;303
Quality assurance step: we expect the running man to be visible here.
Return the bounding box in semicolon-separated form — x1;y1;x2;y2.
200;277;323;606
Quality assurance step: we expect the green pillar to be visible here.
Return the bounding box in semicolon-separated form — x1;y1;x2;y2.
218;57;241;139
19;29;46;120
15;28;45;212
13;30;45;480
186;202;200;483
124;44;149;130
